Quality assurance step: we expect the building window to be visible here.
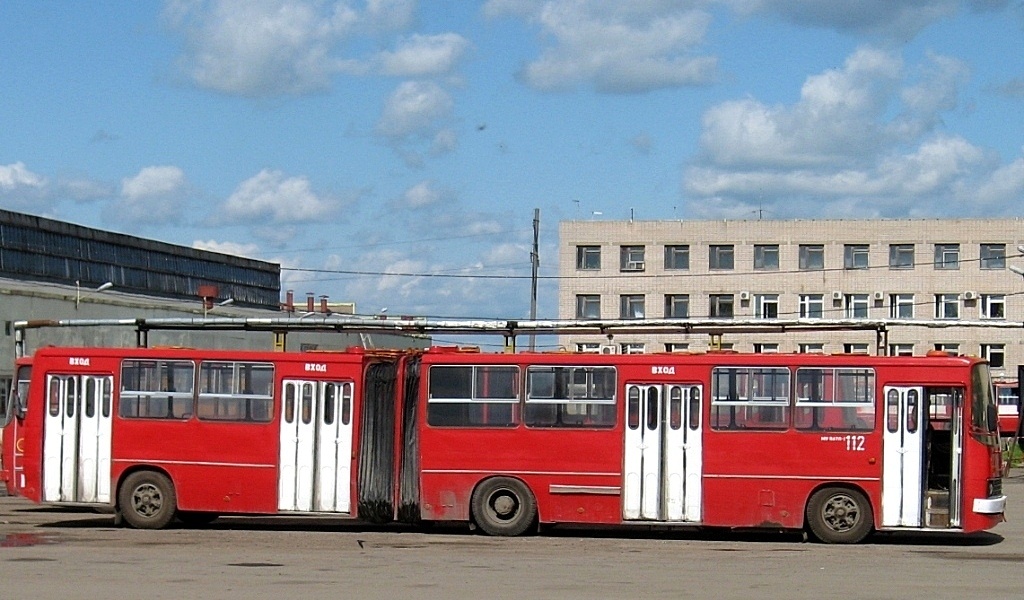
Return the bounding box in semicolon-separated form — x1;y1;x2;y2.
576;294;600;319
889;343;914;356
709;245;734;270
799;294;824;318
755;294;779;319
576;245;600;270
798;343;824;354
845;294;869;319
843;343;870;354
620;246;645;271
889;244;915;269
981;344;1006;369
664;294;689;318
933;343;960;355
934;244;960;270
753;343;779;353
754;245;779;270
799;244;825;270
889;294;914;319
665;342;689;352
620;343;646;354
575;343;601;353
981;294;1005;319
620;294;645;319
934;294;960;319
844;244;869;270
664;245;689;270
980;243;1006;270
710;294;734;318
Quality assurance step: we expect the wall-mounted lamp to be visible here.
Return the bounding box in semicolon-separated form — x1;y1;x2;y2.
76;281;114;309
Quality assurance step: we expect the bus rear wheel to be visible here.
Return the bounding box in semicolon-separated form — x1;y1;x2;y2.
471;477;537;537
119;471;177;530
806;487;873;544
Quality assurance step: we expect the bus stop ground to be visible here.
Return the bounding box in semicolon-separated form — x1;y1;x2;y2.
1;473;1023;600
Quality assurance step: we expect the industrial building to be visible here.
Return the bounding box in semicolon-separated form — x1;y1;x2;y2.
558;218;1024;381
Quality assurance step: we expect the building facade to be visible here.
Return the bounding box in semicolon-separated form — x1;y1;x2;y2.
559;218;1024;381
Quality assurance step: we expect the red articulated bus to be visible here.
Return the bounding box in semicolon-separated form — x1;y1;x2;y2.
0;345;1007;543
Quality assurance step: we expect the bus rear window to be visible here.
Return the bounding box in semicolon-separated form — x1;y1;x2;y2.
711;367;789;430
120;360;195;419
197;361;274;422
793;368;875;432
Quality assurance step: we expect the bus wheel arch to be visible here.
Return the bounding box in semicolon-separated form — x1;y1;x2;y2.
117;468;178;530
804;485;873;544
470;476;537;536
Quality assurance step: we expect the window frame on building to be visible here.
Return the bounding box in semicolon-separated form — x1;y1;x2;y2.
753;244;780;271
754;294;779;319
575;245;601;270
799;294;824;318
753;343;779;353
709;294;735;318
888;343;914;356
620;245;646;272
980;294;1005;320
798;244;825;271
575;294;600;319
934;293;960;320
845;294;869;319
619;294;645;319
980;243;1006;270
664;245;690;270
981;343;1006;369
889;294;915;319
709;245;735;270
843;244;869;270
664;294;689;318
934;243;960;270
798;343;825;354
889;244;915;269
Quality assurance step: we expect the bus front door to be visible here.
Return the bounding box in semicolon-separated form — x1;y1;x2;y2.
279;380;354;513
882;385;925;527
42;375;113;504
623;383;703;522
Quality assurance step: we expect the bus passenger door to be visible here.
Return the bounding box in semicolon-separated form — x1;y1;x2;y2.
278;379;354;513
882;386;924;527
623;383;703;522
42;374;114;503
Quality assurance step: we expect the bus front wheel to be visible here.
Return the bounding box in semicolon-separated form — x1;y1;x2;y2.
118;471;177;530
805;487;873;544
471;477;537;537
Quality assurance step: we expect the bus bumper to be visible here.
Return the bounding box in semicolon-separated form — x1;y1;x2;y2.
973;495;1007;514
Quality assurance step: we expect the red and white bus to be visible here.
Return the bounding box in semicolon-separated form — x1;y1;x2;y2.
994;380;1021;444
0;345;1006;543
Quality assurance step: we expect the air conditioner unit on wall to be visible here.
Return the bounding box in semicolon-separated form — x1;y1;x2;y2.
831;290;843;301
962;290;978;301
873;291;885;301
738;291;751;301
600;344;617;355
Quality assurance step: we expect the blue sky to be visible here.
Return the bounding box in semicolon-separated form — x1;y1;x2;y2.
1;1;1022;323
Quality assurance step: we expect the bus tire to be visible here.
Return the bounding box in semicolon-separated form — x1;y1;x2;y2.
471;477;537;537
119;471;177;530
805;487;873;544
177;511;219;526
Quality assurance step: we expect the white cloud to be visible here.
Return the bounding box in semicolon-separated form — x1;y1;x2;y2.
684;45;1022;218
490;1;717;93
167;0;362;96
377;33;471;77
192;239;263;258
0;162;46;191
377;81;454;139
106;165;187;224
222;169;336;223
402;180;443;209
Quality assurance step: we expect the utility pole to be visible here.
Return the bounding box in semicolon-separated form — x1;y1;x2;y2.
529;208;540;351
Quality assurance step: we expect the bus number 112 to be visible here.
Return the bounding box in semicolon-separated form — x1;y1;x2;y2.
844;435;866;451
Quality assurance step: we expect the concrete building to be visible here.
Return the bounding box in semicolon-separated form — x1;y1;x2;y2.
558;218;1024;380
0;209;426;399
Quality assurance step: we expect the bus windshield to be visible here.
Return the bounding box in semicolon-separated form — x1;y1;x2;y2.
971;363;999;445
